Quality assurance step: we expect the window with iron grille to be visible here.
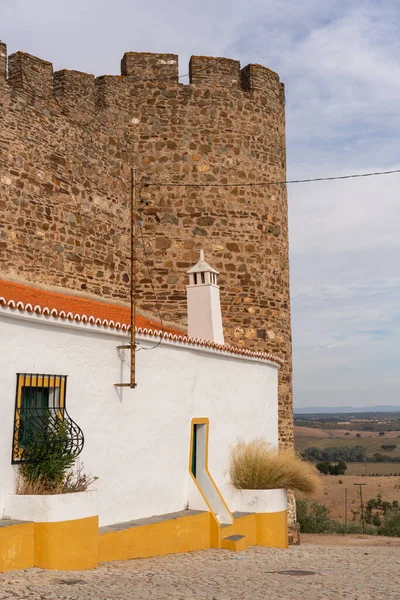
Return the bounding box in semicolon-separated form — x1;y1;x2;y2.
12;374;84;464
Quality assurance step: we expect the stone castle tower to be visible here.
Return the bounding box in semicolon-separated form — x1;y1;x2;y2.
0;43;293;450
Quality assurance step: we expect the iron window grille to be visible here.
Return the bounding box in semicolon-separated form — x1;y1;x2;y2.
12;374;84;464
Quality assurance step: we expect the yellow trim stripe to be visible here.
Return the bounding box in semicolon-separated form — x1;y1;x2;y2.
188;418;233;522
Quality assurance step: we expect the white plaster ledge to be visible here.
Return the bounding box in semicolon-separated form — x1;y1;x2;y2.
234;488;287;513
4;490;98;523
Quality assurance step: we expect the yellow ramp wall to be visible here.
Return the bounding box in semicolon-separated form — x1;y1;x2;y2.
99;511;211;563
0;523;34;572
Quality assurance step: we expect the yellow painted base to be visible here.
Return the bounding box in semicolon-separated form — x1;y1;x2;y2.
35;516;99;570
221;535;248;551
256;511;288;549
0;523;34;572
99;511;211;563
220;514;257;547
0;509;289;572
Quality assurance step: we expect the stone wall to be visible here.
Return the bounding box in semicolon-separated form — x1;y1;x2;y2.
0;42;293;450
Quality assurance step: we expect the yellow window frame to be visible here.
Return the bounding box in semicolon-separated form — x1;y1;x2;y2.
12;374;67;463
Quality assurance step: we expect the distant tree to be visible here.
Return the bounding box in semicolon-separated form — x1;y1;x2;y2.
316;460;347;476
345;432;350;436
379;431;385;436
356;433;361;438
381;444;397;452
374;453;384;462
303;445;367;463
302;447;321;461
316;461;331;475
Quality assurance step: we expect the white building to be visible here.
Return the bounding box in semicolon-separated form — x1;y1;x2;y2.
0;253;287;572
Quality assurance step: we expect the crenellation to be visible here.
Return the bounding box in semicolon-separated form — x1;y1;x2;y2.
54;70;96;119
121;52;179;83
240;64;284;104
0;42;6;81
189;56;240;88
8;51;53;98
95;74;133;111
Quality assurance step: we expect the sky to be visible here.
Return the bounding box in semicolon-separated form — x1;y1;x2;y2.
1;0;399;409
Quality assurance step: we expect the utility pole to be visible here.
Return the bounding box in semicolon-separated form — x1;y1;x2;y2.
345;487;348;532
130;167;137;389
115;167;137;389
354;483;367;533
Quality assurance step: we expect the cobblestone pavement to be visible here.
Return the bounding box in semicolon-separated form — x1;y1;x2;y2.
1;536;400;600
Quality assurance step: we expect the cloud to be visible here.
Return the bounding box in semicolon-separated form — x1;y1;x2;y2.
2;0;400;408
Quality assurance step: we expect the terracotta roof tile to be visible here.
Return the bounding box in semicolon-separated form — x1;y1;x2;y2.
0;279;182;335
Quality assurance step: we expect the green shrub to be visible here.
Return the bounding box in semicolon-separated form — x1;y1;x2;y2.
296;499;334;533
331;521;376;535
18;411;95;494
19;414;76;490
379;510;400;537
372;512;381;527
297;499;378;535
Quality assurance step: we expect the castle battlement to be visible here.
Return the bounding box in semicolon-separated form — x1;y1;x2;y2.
0;42;284;116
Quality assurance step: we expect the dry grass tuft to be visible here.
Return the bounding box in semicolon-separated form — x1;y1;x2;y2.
17;463;97;495
229;439;321;494
17;475;51;495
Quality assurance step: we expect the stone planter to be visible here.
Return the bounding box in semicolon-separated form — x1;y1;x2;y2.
234;488;288;548
4;490;99;570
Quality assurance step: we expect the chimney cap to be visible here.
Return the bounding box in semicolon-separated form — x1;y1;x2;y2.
187;250;219;275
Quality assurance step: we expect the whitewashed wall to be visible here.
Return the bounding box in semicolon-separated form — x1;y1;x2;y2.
0;309;279;527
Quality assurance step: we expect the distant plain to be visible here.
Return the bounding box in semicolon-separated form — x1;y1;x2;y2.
295;413;400;522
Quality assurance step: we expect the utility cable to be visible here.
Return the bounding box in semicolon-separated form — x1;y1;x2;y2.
142;168;400;188
131;57;228;83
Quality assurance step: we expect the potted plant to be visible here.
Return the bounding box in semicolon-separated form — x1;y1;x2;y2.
229;439;320;547
5;411;98;570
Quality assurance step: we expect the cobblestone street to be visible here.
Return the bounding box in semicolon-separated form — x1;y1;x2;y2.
1;536;399;600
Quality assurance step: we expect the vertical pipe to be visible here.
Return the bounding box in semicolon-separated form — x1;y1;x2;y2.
360;484;365;534
130;167;137;388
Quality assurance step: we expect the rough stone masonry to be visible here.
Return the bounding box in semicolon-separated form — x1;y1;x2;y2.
0;43;293;451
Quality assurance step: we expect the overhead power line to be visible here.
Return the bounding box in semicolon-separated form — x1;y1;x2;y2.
142;168;400;188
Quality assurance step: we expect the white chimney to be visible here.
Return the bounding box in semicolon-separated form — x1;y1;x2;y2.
186;250;224;344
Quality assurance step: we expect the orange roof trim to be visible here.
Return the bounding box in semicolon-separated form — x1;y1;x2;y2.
0;279;181;334
0;279;284;366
